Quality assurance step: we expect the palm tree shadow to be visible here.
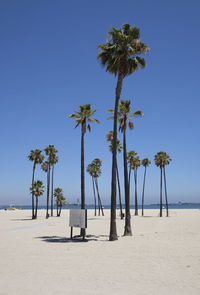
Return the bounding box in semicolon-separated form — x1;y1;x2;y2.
11;218;33;221
35;235;98;243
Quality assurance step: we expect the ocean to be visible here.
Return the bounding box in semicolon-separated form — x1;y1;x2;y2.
1;204;200;210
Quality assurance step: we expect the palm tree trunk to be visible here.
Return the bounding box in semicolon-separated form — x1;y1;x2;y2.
59;206;61;217
80;124;85;238
57;203;59;217
95;178;104;216
92;177;97;216
110;72;123;241
51;165;54;216
116;162;123;219
142;167;147;216
163;166;169;217
35;196;38;219
32;163;36;219
128;166;131;193
46;165;50;219
134;169;138;216
160;167;163;217
123;123;132;236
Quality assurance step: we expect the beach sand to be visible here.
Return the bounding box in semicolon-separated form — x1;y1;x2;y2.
0;209;200;295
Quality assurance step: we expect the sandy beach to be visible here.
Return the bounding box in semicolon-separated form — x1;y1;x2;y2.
0;209;200;295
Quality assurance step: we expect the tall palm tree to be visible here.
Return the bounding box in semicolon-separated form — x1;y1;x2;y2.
69;105;100;237
41;161;50;218
154;152;171;217
30;180;44;219
106;130;123;219
141;158;151;216
108;100;143;234
54;188;66;217
98;23;149;240
130;156;141;216
28;149;44;219
44;145;58;217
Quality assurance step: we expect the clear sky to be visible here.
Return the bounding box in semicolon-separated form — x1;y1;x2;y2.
0;0;200;206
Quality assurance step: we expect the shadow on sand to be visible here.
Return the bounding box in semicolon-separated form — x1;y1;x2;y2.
35;235;98;243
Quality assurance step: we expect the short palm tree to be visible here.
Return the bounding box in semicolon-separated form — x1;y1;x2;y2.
50;153;58;217
98;23;149;240
130;156;141;216
87;159;104;216
69;105;100;237
44;145;58;217
41;161;50;218
87;163;97;216
28;149;44;219
106;130;124;219
54;188;66;217
108;100;143;234
154;152;172;217
141;158;151;216
30;180;44;219
127;150;137;188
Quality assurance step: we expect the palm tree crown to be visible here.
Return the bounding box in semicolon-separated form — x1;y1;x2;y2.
87;159;102;178
154;152;171;168
30;180;45;197
28;149;44;164
106;130;122;153
69;104;100;133
130;156;141;170
44;145;58;162
97;23;149;77
142;158;151;167
108;99;144;131
127;150;137;165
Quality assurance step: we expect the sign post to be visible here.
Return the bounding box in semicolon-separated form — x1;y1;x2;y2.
69;209;87;240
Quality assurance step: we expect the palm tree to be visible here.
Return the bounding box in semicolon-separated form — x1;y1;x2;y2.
54;188;66;217
92;158;104;216
108;100;143;234
87;163;97;216
154;152;172;217
127;150;137;189
131;156;141;216
69;105;100;237
106;130;123;219
163;153;171;217
98;24;149;240
41;161;49;218
30;180;44;219
87;159;104;216
50;154;58;217
44;145;58;217
28;150;44;219
141;158;151;216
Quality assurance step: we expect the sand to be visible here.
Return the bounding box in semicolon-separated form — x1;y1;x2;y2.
0;209;200;295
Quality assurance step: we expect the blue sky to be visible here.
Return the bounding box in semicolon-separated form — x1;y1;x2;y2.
0;0;200;205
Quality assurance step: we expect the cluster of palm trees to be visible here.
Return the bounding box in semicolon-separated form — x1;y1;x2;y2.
68;24;172;241
28;146;66;219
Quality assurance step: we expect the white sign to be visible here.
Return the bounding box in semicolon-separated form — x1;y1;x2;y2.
69;209;87;228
